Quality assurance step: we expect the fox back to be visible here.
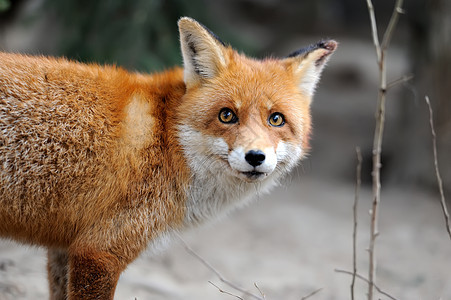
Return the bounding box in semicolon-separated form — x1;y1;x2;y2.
0;17;336;300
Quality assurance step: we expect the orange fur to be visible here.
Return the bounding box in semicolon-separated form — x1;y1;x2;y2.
0;17;335;299
0;53;189;299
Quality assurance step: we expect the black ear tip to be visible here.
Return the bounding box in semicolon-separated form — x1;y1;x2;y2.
319;40;338;52
286;39;337;58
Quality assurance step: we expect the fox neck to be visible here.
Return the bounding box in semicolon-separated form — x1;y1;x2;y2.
184;161;280;226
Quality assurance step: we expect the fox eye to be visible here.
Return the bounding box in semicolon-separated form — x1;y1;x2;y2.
218;108;238;124
268;112;285;127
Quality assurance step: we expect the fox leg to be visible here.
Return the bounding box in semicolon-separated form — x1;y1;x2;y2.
47;249;69;300
67;250;124;300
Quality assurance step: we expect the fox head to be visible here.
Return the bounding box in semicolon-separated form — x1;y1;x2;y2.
176;17;336;186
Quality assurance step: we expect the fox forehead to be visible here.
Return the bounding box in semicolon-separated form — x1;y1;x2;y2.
216;52;302;99
215;53;309;108
187;54;307;109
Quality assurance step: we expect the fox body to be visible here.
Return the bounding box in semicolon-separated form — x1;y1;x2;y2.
0;17;336;299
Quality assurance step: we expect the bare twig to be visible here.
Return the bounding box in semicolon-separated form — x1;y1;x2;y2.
300;287;323;300
209;281;244;300
386;74;414;90
365;1;404;299
351;147;362;300
380;4;404;51
179;236;263;300
425;96;451;240
335;269;399;300
254;283;266;300
365;0;381;61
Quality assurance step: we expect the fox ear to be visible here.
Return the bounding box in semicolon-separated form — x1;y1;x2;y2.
178;17;227;88
284;40;337;98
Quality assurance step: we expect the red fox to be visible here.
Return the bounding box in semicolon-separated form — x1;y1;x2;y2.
0;17;336;299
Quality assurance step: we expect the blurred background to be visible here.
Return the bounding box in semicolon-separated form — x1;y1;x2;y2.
0;0;450;299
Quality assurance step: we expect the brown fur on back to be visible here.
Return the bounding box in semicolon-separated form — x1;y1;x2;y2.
0;53;189;255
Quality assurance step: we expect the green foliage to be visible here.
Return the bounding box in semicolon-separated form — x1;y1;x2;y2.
0;0;10;12
43;0;209;72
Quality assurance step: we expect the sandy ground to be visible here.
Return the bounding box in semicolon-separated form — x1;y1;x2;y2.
1;174;450;300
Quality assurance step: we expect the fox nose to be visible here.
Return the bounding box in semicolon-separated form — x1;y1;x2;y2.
245;150;266;167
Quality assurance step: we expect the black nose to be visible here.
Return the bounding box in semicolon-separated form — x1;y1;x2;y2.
245;150;266;167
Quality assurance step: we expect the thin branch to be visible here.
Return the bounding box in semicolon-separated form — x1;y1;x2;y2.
381;3;405;51
335;269;399;300
365;0;381;61
254;283;266;300
300;287;323;300
365;1;404;300
209;281;244;300
386;74;414;90
351;147;362;300
425;96;451;240
179;236;263;300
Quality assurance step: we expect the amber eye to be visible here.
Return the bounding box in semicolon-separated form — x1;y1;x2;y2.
218;108;238;124
268;112;285;127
